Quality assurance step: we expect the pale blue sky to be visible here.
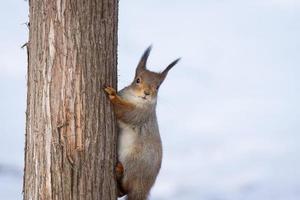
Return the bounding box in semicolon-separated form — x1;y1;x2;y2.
1;0;300;199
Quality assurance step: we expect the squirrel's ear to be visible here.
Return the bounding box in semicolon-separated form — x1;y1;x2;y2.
136;46;152;75
160;58;181;81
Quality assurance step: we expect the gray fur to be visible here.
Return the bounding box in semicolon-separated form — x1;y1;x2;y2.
118;86;162;200
116;47;179;200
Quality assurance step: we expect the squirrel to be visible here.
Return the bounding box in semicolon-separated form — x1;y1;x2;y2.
104;46;180;200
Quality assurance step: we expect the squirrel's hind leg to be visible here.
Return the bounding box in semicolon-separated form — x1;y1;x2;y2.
115;162;128;197
125;180;150;200
126;190;148;200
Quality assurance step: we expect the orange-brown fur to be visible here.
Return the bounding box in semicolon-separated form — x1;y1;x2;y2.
104;46;180;200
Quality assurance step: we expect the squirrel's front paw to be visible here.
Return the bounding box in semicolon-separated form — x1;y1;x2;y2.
104;86;117;100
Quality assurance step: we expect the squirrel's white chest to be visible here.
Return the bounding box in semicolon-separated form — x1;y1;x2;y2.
118;121;138;162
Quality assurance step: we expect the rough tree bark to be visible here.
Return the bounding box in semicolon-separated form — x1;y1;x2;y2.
23;0;118;199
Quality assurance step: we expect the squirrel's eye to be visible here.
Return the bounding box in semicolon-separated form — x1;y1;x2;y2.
136;78;141;84
156;85;159;90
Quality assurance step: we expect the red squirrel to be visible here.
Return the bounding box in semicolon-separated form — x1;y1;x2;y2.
105;46;180;200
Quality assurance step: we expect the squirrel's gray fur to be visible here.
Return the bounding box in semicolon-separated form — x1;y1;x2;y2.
115;46;180;200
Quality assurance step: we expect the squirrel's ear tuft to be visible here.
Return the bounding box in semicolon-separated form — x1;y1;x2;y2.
160;58;181;81
136;45;152;75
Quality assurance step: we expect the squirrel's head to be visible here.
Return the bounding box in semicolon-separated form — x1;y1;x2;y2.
128;46;180;105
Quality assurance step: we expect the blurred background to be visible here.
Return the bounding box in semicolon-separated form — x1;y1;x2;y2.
1;0;300;199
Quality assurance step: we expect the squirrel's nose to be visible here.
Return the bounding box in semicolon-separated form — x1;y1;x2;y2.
144;91;150;96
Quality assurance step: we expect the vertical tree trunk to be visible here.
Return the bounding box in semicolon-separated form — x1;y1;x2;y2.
23;0;118;199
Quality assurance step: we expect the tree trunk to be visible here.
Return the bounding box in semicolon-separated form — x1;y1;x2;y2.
23;0;118;199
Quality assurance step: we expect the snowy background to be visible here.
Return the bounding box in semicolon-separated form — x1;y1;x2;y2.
1;0;300;199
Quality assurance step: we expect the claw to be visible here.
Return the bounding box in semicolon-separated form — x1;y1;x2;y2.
104;86;117;100
104;86;116;95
